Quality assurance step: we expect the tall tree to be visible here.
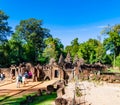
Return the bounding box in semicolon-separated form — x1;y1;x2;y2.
102;25;120;56
42;37;64;62
78;39;103;64
70;38;79;57
0;41;11;67
8;31;25;64
65;38;79;58
0;10;12;67
102;24;120;66
0;10;12;44
15;18;51;62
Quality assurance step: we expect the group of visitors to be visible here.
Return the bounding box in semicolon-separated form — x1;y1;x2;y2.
16;71;32;88
10;63;33;88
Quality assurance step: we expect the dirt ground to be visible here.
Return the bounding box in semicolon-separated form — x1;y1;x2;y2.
0;78;59;99
1;79;120;105
84;81;120;105
61;81;120;105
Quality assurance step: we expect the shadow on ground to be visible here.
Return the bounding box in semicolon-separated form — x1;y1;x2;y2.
0;92;57;105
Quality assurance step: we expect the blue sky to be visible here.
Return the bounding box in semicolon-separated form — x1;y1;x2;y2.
1;0;120;46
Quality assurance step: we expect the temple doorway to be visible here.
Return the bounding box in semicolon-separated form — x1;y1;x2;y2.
11;69;16;76
54;70;59;78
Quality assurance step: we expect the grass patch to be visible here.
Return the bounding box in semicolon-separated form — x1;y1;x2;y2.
0;92;57;105
101;69;120;74
107;69;120;73
0;96;25;105
30;92;57;105
0;95;7;101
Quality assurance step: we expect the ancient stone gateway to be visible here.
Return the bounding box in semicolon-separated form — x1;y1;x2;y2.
43;64;64;80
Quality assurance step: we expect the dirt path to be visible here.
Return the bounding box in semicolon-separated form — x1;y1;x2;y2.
0;79;59;101
83;81;120;105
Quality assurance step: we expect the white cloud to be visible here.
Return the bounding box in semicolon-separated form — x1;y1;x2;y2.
97;25;107;29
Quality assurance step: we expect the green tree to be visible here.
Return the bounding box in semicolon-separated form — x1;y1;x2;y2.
65;38;79;59
115;55;120;70
0;10;12;67
0;10;12;44
0;41;11;67
15;18;51;62
102;25;120;66
78;39;103;64
42;37;64;62
70;38;79;57
23;43;36;63
8;31;25;64
65;45;72;53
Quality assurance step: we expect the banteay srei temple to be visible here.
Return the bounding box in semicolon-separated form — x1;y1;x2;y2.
1;52;120;105
1;52;106;82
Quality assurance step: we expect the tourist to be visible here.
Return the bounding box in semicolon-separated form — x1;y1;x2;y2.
16;73;22;88
24;71;28;78
21;71;28;86
22;75;25;86
0;72;5;81
28;71;32;78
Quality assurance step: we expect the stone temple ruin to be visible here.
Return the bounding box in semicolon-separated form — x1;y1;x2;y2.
0;52;117;105
7;52;107;83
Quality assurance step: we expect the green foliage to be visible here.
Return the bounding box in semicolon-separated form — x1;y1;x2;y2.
65;45;72;53
65;38;79;60
22;43;35;62
102;24;120;66
78;39;103;64
43;37;64;62
115;55;120;68
102;25;120;58
8;31;25;64
0;10;12;44
0;10;118;67
0;10;12;67
101;54;112;64
70;38;79;57
0;41;11;67
15;18;51;62
30;92;57;105
0;92;57;105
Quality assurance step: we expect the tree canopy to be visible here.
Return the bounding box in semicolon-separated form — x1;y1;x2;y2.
102;25;120;56
15;18;51;63
1;10;120;67
42;37;64;62
0;10;12;44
